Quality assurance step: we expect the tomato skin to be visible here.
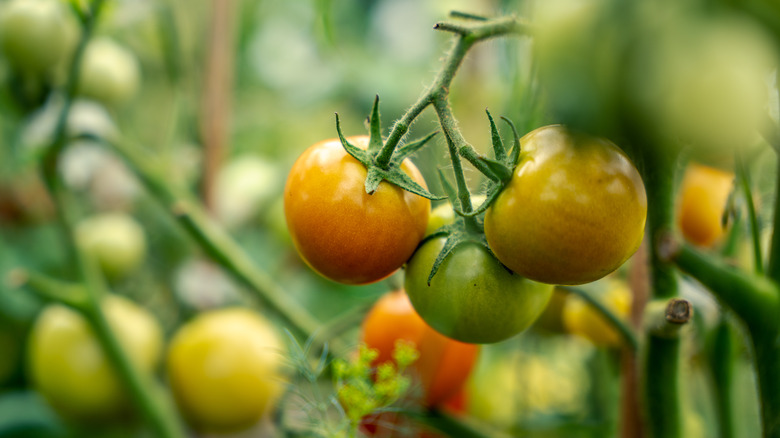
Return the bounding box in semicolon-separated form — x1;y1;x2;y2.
484;125;647;285
284;136;430;285
166;308;285;433
404;238;554;344
677;163;734;247
361;290;479;407
562;279;631;347
27;295;163;421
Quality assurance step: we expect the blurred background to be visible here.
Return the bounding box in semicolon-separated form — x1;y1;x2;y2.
0;0;778;436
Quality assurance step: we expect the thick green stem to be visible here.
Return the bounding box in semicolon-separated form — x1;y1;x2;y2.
768;157;780;281
710;318;737;438
640;145;684;438
753;334;780;438
669;241;780;332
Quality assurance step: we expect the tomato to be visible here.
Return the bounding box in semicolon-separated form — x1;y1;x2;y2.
284;136;430;285
677;162;734;248
404;238;554;344
533;287;570;334
166;308;286;433
76;212;147;279
77;38;141;106
484;125;647;285
0;0;76;76
632;14;778;152
361;290;479;407
27;295;163;421
562;279;631;347
214;156;280;229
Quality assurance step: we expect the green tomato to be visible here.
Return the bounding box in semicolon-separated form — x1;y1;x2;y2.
404;237;553;344
77;38;140;105
0;0;76;76
76;212;147;279
27;295;163;421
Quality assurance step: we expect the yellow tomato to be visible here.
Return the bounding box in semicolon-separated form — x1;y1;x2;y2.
166;308;286;433
677;163;735;247
484;125;647;285
27;295;163;420
562;280;631;347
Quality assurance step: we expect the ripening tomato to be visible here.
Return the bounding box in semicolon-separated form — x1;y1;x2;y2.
166;308;286;433
404;238;554;344
284;136;430;285
484;125;647;285
562;279;631;347
361;290;478;407
677;162;734;247
27;295;163;421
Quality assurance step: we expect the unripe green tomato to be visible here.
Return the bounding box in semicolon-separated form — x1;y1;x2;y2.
166;308;286;433
27;295;163;421
405;238;553;344
633;15;778;151
77;38;140;105
0;0;76;76
76;212;147;279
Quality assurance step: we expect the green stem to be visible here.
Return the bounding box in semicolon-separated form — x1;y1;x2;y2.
84;305;183;438
375;16;528;168
768;156;780;281
736;153;763;275
640;145;684;438
559;286;638;351
669;241;780;332
108;138;328;350
710;318;737;438
753;333;780;438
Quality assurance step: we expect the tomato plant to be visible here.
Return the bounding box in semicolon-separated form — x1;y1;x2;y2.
562;279;632;347
76;212;147;280
0;0;75;76
284;136;430;285
27;295;163;421
484;125;647;285
677;162;735;248
166;307;286;433
361;290;479;407
404;237;554;344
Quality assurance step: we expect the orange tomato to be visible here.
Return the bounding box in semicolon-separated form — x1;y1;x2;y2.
360;290;479;407
677;163;734;247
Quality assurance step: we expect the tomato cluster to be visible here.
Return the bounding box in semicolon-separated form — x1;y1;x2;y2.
285;125;646;348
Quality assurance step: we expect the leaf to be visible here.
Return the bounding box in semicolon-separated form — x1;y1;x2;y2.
486;109;506;162
392;131;439;164
501;116;521;165
335;113;370;165
368;95;383;155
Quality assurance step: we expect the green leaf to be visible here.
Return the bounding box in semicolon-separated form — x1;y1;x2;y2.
378;167;444;200
437;168;459;206
364;167;384;195
478;157;513;183
368;95;383;155
486;110;506;162
335;113;370;165
427;235;461;285
500;116;521;166
392;131;439;165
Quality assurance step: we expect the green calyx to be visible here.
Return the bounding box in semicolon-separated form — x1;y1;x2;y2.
335;95;443;200
456;111;520;217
